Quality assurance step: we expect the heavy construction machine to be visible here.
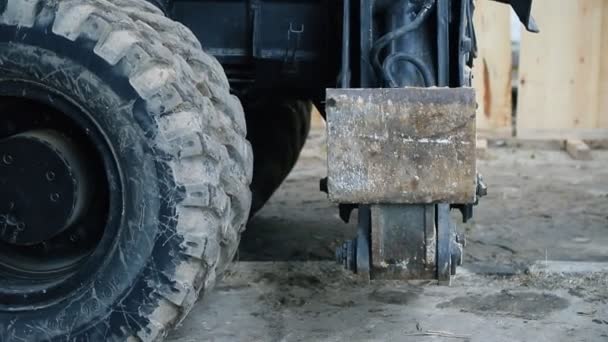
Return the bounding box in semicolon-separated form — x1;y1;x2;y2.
0;0;535;340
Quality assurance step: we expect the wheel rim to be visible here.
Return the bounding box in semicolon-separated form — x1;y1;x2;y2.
0;79;124;310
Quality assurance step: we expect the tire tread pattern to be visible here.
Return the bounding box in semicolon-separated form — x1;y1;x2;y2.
0;0;252;340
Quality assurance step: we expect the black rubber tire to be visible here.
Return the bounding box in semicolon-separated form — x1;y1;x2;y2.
245;98;312;215
0;0;252;341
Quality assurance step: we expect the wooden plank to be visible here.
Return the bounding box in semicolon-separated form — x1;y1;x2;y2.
564;139;592;160
600;0;608;128
516;128;608;140
472;0;512;136
517;0;608;139
486;138;564;151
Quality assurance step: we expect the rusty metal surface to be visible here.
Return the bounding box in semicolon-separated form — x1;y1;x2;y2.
326;87;477;204
370;204;436;279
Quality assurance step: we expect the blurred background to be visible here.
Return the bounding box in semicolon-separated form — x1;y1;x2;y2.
474;0;607;140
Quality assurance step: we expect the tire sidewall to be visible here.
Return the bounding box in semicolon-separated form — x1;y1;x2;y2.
0;24;183;341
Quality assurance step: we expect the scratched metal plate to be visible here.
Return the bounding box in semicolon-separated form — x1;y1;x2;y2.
326;87;476;204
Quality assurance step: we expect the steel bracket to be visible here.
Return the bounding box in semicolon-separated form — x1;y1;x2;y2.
326;87;477;205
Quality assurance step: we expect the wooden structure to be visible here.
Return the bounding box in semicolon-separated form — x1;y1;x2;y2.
472;0;512;137
473;0;608;140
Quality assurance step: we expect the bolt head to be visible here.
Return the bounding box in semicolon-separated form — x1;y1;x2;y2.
46;171;56;181
2;154;13;165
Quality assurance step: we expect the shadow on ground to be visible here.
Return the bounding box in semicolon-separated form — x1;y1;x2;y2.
239;128;608;266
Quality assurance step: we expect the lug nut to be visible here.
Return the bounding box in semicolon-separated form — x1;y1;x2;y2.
46;171;56;181
50;193;60;202
2;154;13;165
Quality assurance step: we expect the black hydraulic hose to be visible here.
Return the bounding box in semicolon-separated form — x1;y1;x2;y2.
436;0;450;86
370;0;436;86
339;0;351;88
382;53;434;87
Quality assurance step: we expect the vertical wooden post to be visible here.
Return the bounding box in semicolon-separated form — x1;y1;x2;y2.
600;0;608;129
472;0;512;137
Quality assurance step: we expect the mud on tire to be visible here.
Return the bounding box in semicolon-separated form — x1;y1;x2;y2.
0;0;252;340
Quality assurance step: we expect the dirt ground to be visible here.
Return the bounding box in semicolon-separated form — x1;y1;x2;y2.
169;127;608;341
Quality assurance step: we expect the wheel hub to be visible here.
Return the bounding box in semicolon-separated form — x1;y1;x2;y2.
0;130;89;246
